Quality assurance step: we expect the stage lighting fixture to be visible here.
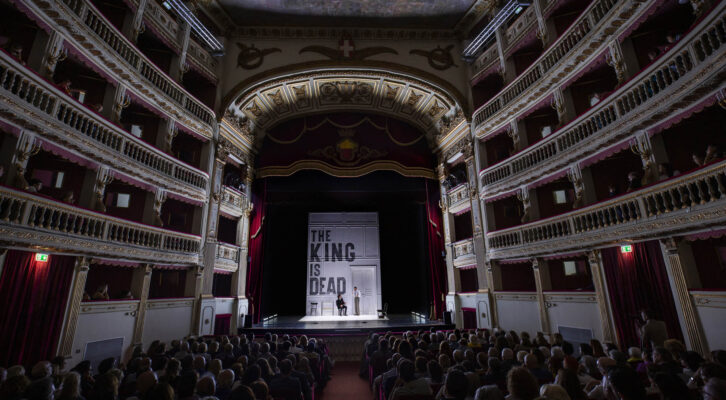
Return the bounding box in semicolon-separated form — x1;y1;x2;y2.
462;1;531;60
162;0;224;53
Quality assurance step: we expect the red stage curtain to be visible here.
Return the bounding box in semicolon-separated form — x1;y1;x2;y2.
601;241;684;348
246;180;267;323
425;180;447;320
0;250;75;367
214;314;232;335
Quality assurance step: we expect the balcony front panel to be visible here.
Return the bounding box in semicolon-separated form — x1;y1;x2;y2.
447;184;471;215
486;160;726;260
472;0;644;137
479;5;726;197
0;51;209;202
20;0;215;137
220;186;248;218
215;242;241;273
453;238;476;267
125;0;218;83
0;186;201;264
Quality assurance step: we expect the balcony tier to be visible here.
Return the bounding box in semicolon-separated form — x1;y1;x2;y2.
19;0;215;138
486;160;726;260
124;0;218;83
447;184;472;215
0;186;201;264
0;50;209;203
478;4;726;198
471;0;645;138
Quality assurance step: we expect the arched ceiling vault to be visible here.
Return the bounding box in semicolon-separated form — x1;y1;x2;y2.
221;66;469;151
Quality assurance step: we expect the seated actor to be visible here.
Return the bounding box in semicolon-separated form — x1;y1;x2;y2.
336;294;347;316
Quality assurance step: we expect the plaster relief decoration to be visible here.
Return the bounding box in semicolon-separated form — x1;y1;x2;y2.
263;88;290;113
410;45;458;70
223;70;463;144
236;43;281;69
299;34;398;60
380;83;403;109
308;128;388;166
318;81;375;105
291;84;311;109
401;89;426;115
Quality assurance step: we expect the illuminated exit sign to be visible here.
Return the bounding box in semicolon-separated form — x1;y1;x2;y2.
620;245;633;254
35;253;49;262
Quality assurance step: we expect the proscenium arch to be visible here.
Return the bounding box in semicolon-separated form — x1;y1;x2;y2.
220;65;469;149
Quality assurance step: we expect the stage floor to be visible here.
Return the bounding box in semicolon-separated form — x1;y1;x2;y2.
244;313;452;335
298;315;385;322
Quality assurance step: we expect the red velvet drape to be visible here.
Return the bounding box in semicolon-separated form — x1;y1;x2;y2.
0;250;75;367
601;241;684;348
246;180;267;324
425;180;447;320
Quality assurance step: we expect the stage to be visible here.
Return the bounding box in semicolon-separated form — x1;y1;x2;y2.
242;313;453;335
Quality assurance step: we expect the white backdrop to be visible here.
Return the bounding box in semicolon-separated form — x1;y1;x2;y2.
306;212;382;316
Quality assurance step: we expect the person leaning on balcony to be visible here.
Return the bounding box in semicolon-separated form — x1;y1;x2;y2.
625;172;642;192
26;179;42;193
704;144;723;165
92;284;110;301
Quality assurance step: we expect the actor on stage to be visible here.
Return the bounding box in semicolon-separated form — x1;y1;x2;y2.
353;286;361;315
336;294;348;316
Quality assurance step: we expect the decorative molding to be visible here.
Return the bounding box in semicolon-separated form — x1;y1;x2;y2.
223;69;465;148
80;300;140;314
58;256;90;357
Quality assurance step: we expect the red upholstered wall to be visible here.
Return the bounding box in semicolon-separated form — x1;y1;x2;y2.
690;237;726;290
148;269;188;299
85;264;134;299
257;113;434;179
500;263;536;291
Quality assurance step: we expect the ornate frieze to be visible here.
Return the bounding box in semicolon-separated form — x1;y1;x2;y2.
223;70;462;147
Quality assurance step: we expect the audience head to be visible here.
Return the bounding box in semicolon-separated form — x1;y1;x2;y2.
196;375;216;397
474;385;505;400
397;358;416;382
445;369;469;400
144;382;174;400
609;368;646;400
704;378;726;400
539;384;571;400
506;367;539;400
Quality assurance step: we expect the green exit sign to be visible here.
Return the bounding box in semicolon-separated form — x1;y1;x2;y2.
620;245;633;254
35;253;49;262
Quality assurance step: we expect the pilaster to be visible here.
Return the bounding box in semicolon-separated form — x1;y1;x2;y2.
130;264;153;345
587;250;617;344
485;260;501;329
532;258;551;333
187;265;204;335
57;256;90;357
438;163;459;295
660;238;708;354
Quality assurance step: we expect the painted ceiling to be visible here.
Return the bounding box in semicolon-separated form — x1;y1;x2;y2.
217;0;478;28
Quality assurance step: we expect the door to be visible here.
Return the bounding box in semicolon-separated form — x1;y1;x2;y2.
351;266;376;315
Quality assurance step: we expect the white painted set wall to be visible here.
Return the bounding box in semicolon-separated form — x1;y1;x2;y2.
142;298;194;349
544;292;603;341
495;292;541;335
691;291;726;351
68;301;138;368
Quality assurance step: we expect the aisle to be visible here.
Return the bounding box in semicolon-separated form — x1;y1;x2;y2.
318;361;371;400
